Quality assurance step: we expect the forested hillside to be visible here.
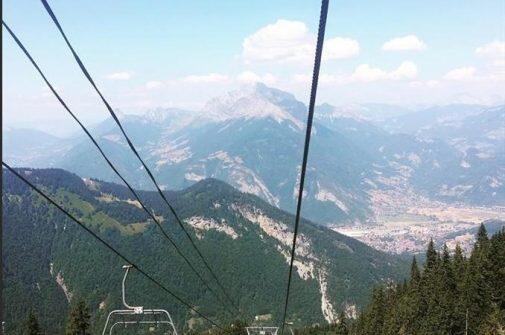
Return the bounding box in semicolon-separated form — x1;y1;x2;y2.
2;168;408;334
297;225;505;335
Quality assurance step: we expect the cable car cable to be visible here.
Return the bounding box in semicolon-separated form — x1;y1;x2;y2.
2;162;224;330
39;0;240;312
279;0;329;333
2;20;236;318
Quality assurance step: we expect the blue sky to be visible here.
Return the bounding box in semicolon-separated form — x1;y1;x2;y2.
3;0;505;135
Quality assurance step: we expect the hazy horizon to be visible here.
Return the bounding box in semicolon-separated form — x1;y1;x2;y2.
3;82;505;137
3;0;505;136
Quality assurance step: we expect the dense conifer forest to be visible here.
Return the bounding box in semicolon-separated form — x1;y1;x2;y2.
294;225;505;335
71;225;500;335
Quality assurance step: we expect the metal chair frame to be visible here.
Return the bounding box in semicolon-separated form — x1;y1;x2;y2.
101;265;178;335
246;326;280;335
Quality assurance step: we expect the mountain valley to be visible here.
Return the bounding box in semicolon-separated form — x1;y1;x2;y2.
3;84;504;255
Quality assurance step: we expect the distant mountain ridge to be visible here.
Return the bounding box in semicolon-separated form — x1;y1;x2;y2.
3;84;504;225
2;167;408;334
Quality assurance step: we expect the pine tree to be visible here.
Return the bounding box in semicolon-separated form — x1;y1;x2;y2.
410;256;420;284
425;239;438;271
25;311;42;335
361;286;386;335
452;243;466;276
65;300;91;335
487;229;505;310
385;256;423;335
475;224;489;251
465;226;493;333
453;243;468;333
439;244;457;333
418;239;443;333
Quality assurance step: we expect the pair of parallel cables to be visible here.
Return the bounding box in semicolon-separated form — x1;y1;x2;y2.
3;0;238;326
4;0;329;330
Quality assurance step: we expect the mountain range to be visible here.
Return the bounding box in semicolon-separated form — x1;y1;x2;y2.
4;84;504;226
2;167;408;334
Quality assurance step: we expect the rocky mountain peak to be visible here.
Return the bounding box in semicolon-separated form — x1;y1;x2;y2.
202;83;305;128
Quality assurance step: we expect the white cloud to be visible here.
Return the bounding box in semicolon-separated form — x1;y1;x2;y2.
323;37;360;60
145;81;163;89
476;41;505;66
294;61;418;85
182;73;229;83
242;19;359;63
237;71;277;85
476;41;505;58
242;19;311;62
350;62;418;82
105;72;133;80
319;73;346;84
351;64;387;82
389;61;418;79
409;80;440;88
293;73;347;85
443;67;476;80
382;35;426;51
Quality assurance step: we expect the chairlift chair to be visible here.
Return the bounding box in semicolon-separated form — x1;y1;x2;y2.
245;326;279;335
101;265;178;335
